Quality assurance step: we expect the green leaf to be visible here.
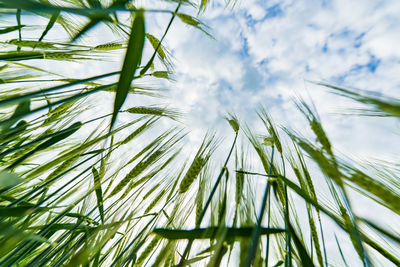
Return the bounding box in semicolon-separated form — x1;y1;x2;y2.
0;171;22;190
273;173;400;265
182;255;209;266
0;206;47;217
153;227;284;240
0;70;119;109
272;260;284;267
0;51;44;61
0;83;116;129
317;82;400;118
35;223;94;233
0;64;8;71
177;13;201;27
360;218;400;245
87;0;102;8
25;234;53;245
199;0;208;12
71;14;112;42
0;25;25;34
263;137;274;146
8;122;82;169
288;222;315;267
38;11;59;42
0;99;30;132
64;212;98;225
92;166;104;223
335;234;349;267
109;10;145;131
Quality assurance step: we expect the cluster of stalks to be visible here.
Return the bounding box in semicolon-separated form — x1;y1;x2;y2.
0;0;399;266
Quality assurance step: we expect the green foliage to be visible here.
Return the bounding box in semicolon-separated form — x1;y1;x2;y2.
0;1;399;266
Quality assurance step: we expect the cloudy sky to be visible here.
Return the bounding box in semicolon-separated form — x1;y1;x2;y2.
33;0;398;161
7;0;399;265
137;0;400;161
137;1;400;265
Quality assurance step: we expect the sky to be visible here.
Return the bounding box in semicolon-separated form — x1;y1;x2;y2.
22;0;399;162
3;0;399;265
139;0;400;265
150;0;400;160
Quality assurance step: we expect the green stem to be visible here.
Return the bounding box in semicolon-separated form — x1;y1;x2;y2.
265;183;271;267
139;1;182;77
282;154;291;267
244;145;275;267
319;216;328;267
335;234;349;267
16;9;21;51
0;73;120;108
110;217;157;266
339;187;370;267
178;132;238;266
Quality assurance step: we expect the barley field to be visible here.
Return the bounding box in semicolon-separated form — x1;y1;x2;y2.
0;0;399;266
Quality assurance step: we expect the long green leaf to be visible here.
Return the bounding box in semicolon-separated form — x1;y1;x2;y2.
0;25;25;34
71;15;111;42
153;227;284;240
109;10;145;131
38;11;59;42
335;234;349;267
0;171;22;190
288;222;315;267
92;166;104;223
0;206;47;217
8;122;82;169
0;99;30;132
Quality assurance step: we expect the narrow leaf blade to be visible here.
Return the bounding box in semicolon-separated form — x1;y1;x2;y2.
110;10;145;131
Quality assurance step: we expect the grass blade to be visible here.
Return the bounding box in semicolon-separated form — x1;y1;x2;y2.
0;25;25;34
38;11;59;42
335;234;349;267
288;222;315;267
244;146;274;267
109;10;145;131
8;122;82;169
92;166;104;223
153;227;284;240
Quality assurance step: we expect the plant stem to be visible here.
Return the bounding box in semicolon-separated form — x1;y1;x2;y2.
244;145;274;267
265;182;271;267
319;217;328;267
178;132;238;266
282;154;292;267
